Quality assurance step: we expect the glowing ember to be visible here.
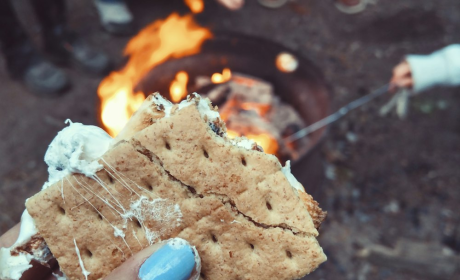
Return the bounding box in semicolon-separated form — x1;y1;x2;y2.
211;68;232;84
98;13;212;136
276;52;298;73
170;71;189;102
184;0;204;13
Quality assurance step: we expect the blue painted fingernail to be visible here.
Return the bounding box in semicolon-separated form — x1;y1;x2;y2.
138;238;196;280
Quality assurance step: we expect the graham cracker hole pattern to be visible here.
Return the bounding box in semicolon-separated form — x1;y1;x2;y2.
241;157;247;166
203;149;209;158
249;243;255;250
211;234;218;243
187;186;197;195
144;182;153;191
108;173;114;184
141;179;153;191
83;248;93;259
58;205;66;216
165;142;171;150
133;218;142;229
286;250;293;259
266;201;273;210
97;213;103;221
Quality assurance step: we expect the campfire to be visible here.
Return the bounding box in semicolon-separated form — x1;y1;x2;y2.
97;13;212;136
184;0;204;14
98;9;330;164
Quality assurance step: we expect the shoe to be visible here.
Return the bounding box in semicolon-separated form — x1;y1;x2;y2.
335;0;374;14
94;0;134;36
258;0;288;8
44;32;111;76
5;43;69;95
23;59;69;95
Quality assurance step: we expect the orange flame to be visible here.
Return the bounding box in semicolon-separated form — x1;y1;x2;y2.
240;102;271;116
211;68;232;84
98;13;212;136
184;0;204;13
169;71;189;103
227;130;279;155
247;133;279;155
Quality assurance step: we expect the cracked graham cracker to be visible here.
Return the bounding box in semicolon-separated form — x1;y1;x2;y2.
26;94;327;280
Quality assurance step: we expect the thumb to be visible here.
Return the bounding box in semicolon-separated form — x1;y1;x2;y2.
104;238;199;280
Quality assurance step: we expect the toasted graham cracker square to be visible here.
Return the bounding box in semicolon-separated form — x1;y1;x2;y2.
26;94;326;280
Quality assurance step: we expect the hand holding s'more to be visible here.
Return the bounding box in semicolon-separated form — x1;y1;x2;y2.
1;227;196;280
0;93;326;280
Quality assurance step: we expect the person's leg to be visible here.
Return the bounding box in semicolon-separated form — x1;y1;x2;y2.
30;0;110;75
0;0;37;77
0;0;68;94
94;0;134;35
30;0;66;37
257;0;286;9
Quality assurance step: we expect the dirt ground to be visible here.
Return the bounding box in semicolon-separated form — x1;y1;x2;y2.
1;0;460;279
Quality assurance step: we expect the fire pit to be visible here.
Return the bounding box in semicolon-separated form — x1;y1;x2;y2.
136;32;331;194
97;13;330;195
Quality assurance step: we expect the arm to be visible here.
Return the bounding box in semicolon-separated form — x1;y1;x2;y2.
406;44;460;93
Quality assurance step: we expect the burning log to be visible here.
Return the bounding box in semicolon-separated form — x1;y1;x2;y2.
193;72;308;161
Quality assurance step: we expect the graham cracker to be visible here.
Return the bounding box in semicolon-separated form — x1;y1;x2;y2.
26;94;326;280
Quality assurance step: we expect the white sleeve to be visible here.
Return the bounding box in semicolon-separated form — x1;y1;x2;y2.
406;44;460;93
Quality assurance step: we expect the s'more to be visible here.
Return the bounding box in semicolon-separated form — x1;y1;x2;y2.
0;93;326;280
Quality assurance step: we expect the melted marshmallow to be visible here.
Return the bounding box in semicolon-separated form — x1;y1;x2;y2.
152;94;174;118
0;210;40;279
2;120;113;280
122;196;183;245
74;239;90;280
150;93;221;124
230;137;257;150
43;120;112;189
176;93;221;122
281;160;304;192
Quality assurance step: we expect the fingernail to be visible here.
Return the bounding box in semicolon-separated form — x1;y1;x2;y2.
138;238;196;280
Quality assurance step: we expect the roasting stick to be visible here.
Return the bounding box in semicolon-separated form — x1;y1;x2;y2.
284;84;390;143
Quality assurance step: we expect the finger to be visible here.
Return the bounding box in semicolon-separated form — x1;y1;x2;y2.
392;61;411;77
104;239;197;280
0;223;21;248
